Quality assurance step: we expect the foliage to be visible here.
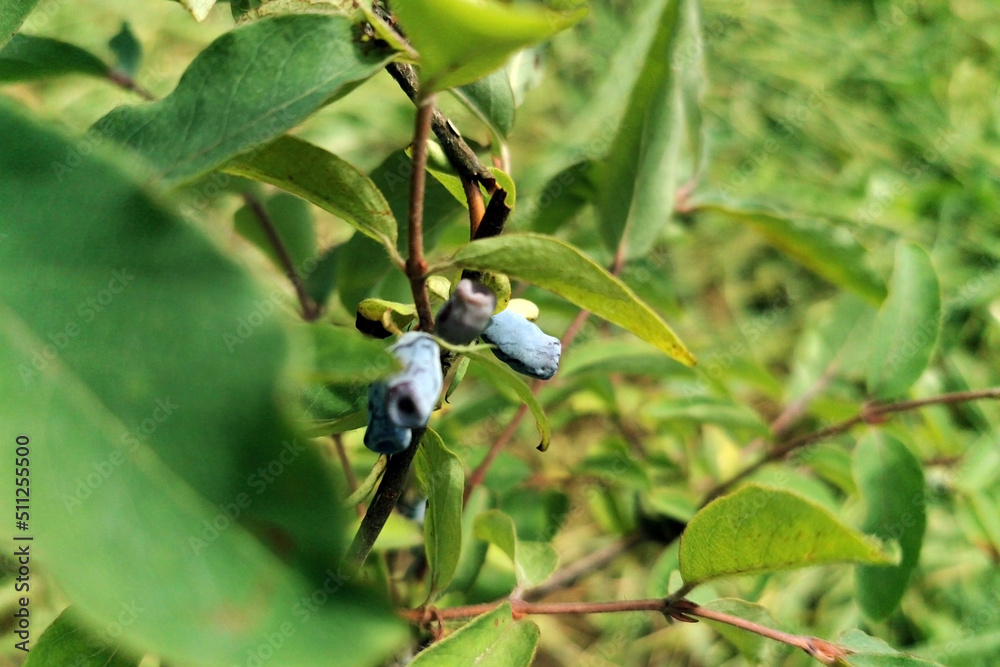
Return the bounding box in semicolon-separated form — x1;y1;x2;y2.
2;0;1000;666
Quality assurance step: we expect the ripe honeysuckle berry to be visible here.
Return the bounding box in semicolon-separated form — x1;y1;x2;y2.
482;308;561;380
436;278;497;345
363;381;412;455
384;331;443;428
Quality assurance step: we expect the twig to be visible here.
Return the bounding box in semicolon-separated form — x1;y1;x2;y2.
524;534;641;601
107;70;155;101
704;387;1000;503
398;597;849;663
241;192;320;321
386;62;495;189
331;434;363;518
407;94;436;333
462;176;486;238
344;428;425;576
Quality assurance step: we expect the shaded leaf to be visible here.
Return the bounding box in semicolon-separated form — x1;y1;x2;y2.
446;486;491;594
853;432;926;621
865;242;941;399
474;510;558;587
227;135;400;255
108;22;142;77
465;348;551;451
233;191;316;272
94;15;396;187
409;602;540;667
596;0;684;258
294;322;396;384
0;34;108;82
679;485;897;586
0;0;40;49
393;0;586;91
453;69;516;138
414;428;465;600
446;233;696;366
23;608;141;667
695;200;887;304
0;104;407;665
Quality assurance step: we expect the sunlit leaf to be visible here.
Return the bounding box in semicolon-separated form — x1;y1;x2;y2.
0;0;41;49
679;485;897;586
474;510;558;587
445;233;696;366
408;602;540;667
393;0;586;91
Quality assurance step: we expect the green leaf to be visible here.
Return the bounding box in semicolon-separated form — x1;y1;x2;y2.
643;396;770;437
108;22;142;78
409;602;540;667
0;104;407;665
453;69;516;138
226;136;400;255
527;159;600;234
446;233;696;366
446;486;491;593
233;191;316;272
695;200;887;304
595;0;684;258
853;432;926;621
560;339;693;378
837;630;945;667
679;484;897;586
0;0;40;49
0;34;108;82
94;15;396;187
305;244;341;306
24;608;141;667
393;0;586;91
465;347;551;451
414;428;465;600
865;242;941;399
294;322;396;384
474;510;558;587
174;0;217;21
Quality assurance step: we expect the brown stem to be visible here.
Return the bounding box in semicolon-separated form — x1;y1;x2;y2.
524;534;641;601
407;95;436;333
386;62;495;189
704;387;1000;503
344;428;425;576
332;434;363;518
107;69;156;101
241;192;320;321
462;176;486;239
398;597;849;662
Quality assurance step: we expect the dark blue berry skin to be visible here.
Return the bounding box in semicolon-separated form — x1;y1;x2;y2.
482;309;561;380
364;381;412;455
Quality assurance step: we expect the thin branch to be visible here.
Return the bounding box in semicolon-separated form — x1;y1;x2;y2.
399;597;848;663
241;192;320;321
331;434;363;518
704;387;1000;503
344;428;424;576
386;62;496;189
107;70;155;101
462;176;486;239
524;534;641;601
407;94;436;333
